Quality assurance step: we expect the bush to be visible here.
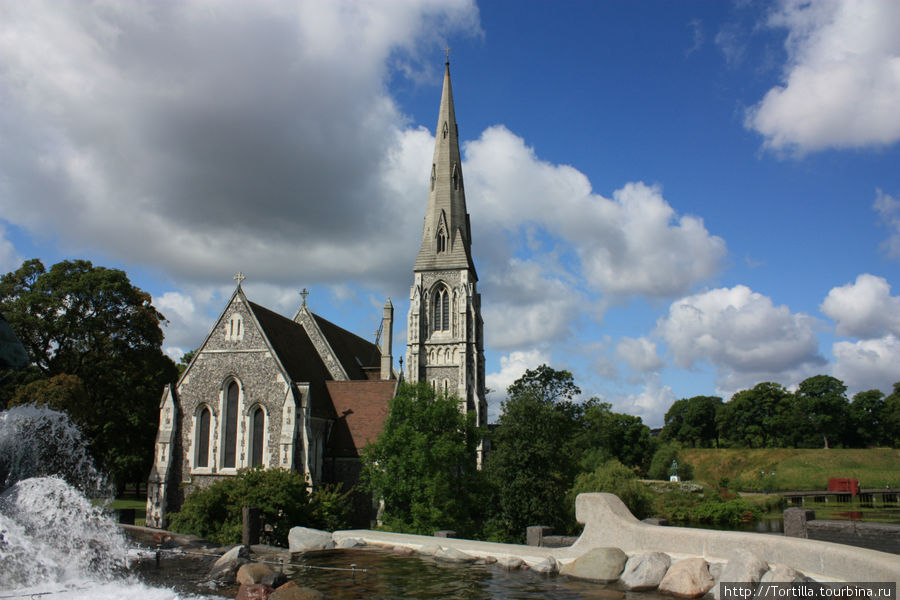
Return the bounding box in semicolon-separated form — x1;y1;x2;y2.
168;468;352;546
647;443;694;481
652;485;759;526
570;459;655;519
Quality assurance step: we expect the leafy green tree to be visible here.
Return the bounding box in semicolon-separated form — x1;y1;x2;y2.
662;396;722;448
0;259;178;487
883;383;900;448
717;383;790;448
569;459;654;519
483;365;582;542
361;382;485;537
176;349;196;376
582;401;655;473
848;389;887;447
792;375;849;449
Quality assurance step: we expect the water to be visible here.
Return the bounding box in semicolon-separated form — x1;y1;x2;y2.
0;405;204;599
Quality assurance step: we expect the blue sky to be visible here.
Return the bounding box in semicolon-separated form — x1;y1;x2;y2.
2;0;899;426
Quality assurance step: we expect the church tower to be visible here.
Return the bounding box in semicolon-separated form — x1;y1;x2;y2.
406;59;487;434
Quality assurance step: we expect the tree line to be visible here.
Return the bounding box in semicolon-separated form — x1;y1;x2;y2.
662;376;900;450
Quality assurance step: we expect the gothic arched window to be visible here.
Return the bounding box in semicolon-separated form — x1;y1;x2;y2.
432;286;450;331
436;229;446;253
196;406;210;468
226;313;243;341
250;406;265;468
223;380;239;468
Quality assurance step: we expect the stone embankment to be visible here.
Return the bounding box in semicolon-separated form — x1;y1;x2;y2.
328;493;900;596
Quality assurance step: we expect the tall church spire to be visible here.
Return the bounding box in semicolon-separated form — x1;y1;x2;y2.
406;60;487;456
414;60;476;276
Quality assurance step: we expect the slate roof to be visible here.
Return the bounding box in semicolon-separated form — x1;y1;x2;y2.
247;301;385;420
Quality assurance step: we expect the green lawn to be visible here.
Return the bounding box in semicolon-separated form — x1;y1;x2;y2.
110;497;147;527
681;448;900;492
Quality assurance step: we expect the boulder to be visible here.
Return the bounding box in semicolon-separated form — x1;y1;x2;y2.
433;546;477;563
209;544;251;582
237;562;275;585
658;557;715;598
335;537;365;549
619;552;671;591
712;550;768;600
416;544;442;556
559;547;628;582
270;582;326;600
496;555;525;570
287;527;334;553
530;556;559;575
235;583;274;600
760;565;815;587
260;570;289;588
392;546;414;556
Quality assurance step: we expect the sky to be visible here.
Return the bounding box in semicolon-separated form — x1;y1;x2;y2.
2;0;899;427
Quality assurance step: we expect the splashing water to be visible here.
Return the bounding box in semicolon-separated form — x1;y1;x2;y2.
0;405;109;496
0;406;205;599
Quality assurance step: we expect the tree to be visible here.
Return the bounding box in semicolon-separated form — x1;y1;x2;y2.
570;459;655;519
0;259;178;487
483;366;582;542
662;396;723;448
717;383;790;448
883;383;900;448
361;382;485;537
848;389;887;447
792;375;849;449
582;401;655;473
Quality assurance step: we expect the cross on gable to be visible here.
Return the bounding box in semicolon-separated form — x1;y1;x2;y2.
234;272;245;286
300;288;309;306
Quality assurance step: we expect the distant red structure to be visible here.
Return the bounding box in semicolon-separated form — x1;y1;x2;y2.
827;478;859;495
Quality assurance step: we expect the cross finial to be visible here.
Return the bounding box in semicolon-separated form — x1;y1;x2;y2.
300;288;309;306
445;45;451;65
234;272;245;286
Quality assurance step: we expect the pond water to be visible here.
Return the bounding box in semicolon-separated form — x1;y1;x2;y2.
133;545;670;600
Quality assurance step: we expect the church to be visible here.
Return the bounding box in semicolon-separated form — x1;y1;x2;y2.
146;60;486;528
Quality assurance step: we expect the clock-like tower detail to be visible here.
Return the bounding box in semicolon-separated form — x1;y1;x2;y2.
406;60;487;435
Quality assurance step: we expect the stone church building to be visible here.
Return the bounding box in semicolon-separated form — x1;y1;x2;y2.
146;60;485;527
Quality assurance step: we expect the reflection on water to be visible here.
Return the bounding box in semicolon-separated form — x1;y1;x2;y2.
133;547;669;600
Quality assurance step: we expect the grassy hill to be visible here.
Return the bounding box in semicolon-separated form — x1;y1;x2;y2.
680;448;900;492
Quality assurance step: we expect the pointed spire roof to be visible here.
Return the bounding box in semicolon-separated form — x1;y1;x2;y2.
414;60;477;277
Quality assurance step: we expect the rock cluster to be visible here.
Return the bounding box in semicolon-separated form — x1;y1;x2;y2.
556;547;814;598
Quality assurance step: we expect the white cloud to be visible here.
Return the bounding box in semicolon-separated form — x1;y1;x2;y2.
482;258;580;350
0;0;480;292
485;349;550;422
612;378;676;429
616;337;664;373
833;334;900;393
154;290;215;353
656;285;826;392
874;190;900;260
746;0;900;153
0;224;22;274
464;126;727;300
821;273;900;339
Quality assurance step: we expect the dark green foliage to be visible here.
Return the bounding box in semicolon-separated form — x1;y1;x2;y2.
662;396;722;448
581;401;656;474
167;468;350;546
570;459;654;519
848;389;887;447
654;486;759;527
484;366;583;542
361;382;485;538
0;259;178;487
647;442;694;481
716;383;791;448
308;483;354;533
790;375;849;449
